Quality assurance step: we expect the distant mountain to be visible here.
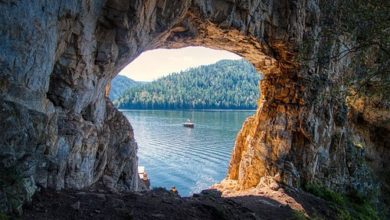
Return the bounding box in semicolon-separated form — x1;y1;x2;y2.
109;75;140;100
114;59;261;109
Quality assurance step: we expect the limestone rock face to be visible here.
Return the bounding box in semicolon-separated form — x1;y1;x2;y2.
348;95;390;204
0;0;189;212
0;0;387;214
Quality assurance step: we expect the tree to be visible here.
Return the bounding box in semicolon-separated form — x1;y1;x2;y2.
113;59;262;110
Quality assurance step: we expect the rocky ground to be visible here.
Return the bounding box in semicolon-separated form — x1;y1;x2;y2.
19;185;338;220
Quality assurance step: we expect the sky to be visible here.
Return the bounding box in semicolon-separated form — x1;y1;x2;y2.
118;46;242;81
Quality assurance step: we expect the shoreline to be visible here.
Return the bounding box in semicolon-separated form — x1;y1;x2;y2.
119;109;257;112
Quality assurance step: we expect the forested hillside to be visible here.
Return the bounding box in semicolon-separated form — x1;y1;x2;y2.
109;75;141;100
114;59;261;109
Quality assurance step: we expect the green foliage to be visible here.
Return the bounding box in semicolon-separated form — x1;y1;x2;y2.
0;213;9;220
299;0;389;102
109;75;142;100
292;210;308;220
338;0;388;100
337;209;352;220
303;183;380;220
343;0;390;101
114;59;261;110
292;210;326;220
304;183;345;206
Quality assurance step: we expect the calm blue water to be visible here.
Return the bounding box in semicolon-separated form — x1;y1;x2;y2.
121;110;254;196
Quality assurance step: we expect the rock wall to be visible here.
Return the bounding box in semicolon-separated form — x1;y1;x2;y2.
348;95;390;205
0;0;191;213
0;0;387;214
168;0;382;197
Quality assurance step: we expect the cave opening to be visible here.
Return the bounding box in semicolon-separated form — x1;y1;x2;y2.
108;46;263;195
2;1;388;218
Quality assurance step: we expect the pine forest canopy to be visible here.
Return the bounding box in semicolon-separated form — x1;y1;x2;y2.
113;59;261;110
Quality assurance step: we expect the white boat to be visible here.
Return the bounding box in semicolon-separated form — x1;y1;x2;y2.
183;119;194;128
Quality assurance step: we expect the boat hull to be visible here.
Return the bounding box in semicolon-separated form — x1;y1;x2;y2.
183;123;194;128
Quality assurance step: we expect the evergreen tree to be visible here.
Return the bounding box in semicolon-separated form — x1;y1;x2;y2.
113;59;261;110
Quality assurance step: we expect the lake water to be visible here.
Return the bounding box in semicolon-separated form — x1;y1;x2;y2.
121;110;255;196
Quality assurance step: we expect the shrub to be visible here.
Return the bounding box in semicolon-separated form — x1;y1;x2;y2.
0;213;9;220
303;183;380;220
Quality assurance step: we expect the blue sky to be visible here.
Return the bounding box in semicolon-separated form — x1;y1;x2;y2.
118;46;241;81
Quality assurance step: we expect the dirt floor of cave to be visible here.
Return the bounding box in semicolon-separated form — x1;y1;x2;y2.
19;186;339;220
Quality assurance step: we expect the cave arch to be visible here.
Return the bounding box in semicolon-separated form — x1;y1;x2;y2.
0;0;384;213
100;1;303;191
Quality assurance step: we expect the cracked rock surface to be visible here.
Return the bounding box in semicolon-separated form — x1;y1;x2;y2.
0;0;388;214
